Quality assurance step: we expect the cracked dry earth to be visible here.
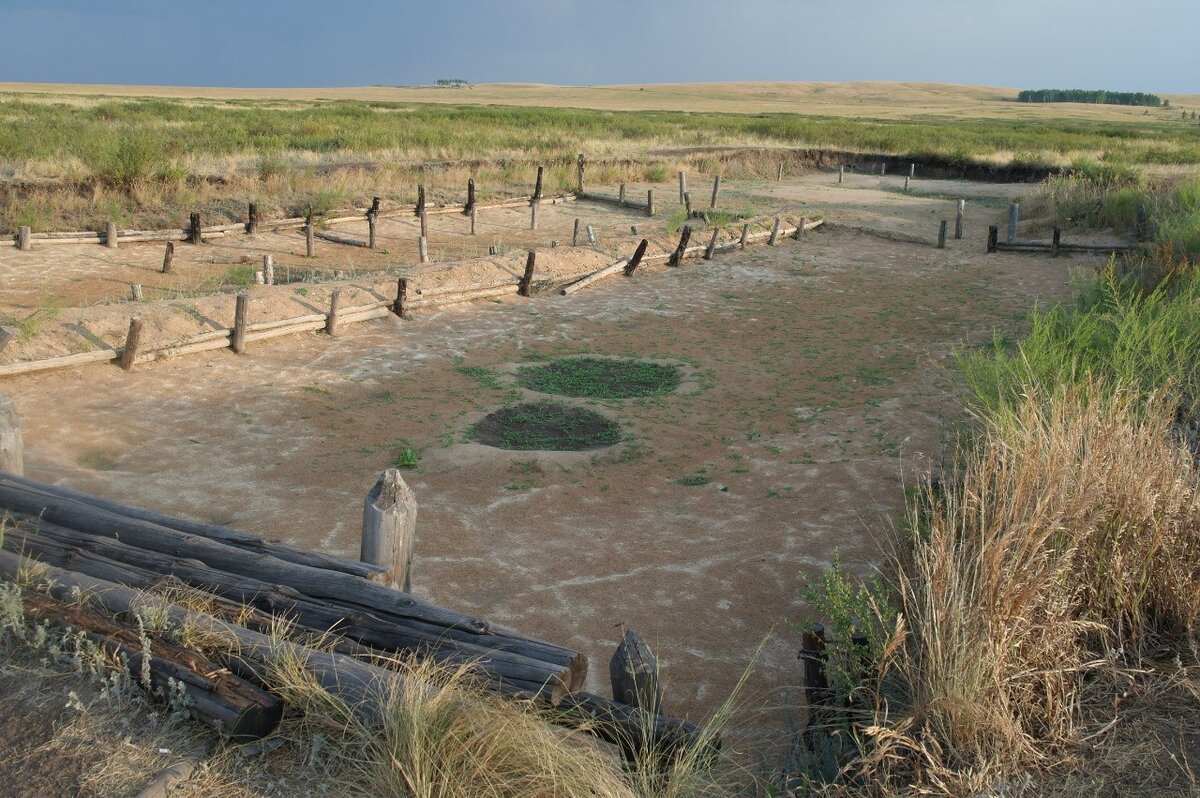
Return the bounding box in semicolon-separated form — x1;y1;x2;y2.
2;213;1091;741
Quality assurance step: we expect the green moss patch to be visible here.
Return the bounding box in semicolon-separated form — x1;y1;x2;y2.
472;402;621;451
516;357;681;399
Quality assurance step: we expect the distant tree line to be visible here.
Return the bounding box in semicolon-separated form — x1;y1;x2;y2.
435;78;472;88
1018;89;1166;107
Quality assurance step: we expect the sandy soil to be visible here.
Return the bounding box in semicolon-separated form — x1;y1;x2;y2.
0;176;1106;740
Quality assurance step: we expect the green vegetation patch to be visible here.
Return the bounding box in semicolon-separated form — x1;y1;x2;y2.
472;402;621;451
515;357;681;399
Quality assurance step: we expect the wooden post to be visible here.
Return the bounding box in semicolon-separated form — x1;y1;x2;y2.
130;284;143;301
609;628;661;717
262;255;274;286
618;183;626;206
326;289;341;335
189;213;202;245
518;250;537;296
683;192;692;218
904;176;910;192
678;170;687;203
794;217;807;240
106;220;118;249
360;468;418;593
709;175;721;209
1051;226;1061;257
646;189;654;217
0;394;23;476
465;179;476;214
231;294;248;354
1007;202;1019;243
704;228;719;260
799;624;830;705
367;199;378;249
668;226;692;267
937;220;948;249
987;225;999;254
420;207;428;238
572;218;581;247
1135;205;1149;242
909;162;916;178
119;317;143;371
418;236;429;263
470;207;478;235
623;239;649;276
305;211;315;257
586;225;596;244
247;202;259;234
777;163;784;181
576;154;586;194
530;200;539;231
161;241;175;274
880;162;887;176
393;278;409;318
17;226;30;251
415;185;425;218
768;217;782;245
739;222;750;249
533;165;544;200
955;199;965;240
838;165;844;184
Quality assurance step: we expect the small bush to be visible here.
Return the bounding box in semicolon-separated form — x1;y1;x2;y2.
393;448;421;469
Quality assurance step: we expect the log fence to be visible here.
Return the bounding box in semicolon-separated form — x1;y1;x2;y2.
986;224;1139;256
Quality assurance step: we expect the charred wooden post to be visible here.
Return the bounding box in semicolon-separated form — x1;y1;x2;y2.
465;178;476;214
415;184;426;218
262;254;274;286
739;222;750;249
0;395;24;475
678;170;687;203
418;236;429;263
361;468;418;592
17;226;31;251
799;624;831;705
119;317;143;371
624;239;649;276
161;241;175;274
955;199;965;239
534;165;544;200
231;294;249;354
768;217;783;245
610;628;662;717
668;226;692;267
937;220;948;249
305;210;315;257
189;213;202;245
518;250;537;296
646;189;654;217
105;220;118;249
247;202;259;234
393;278;409;319
576;153;586;194
1007;202;1019;243
368;198;380;250
326;289;341;336
1052;226;1062;257
704;228;719;259
987;225;999;253
709;174;722;209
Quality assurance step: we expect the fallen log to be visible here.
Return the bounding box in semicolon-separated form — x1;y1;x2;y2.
408;285;516;309
314;231;369;248
0;348;119;378
555;692;712;762
560;259;629;295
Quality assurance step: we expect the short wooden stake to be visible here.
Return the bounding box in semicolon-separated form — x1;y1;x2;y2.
618;183;626;206
189;213;202;245
572;218;581;247
586;224;596;244
368;208;378;250
17;226;30;251
231;294;249;354
1051;226;1062;257
646;189;654;217
904;176;910;192
955;199;965;239
768;217;782;245
683;192;692;217
794;217;807;240
1007;202;1019;243
254;272;265;285
937;220;948;249
518;250;536;297
420;207;428;238
709;175;721;209
415;185;425;218
739;222;750;249
130;283;143;301
470;207;478;235
624;239;649;276
668;226;692;267
909;163;916;178
305;211;315;257
533;165;544;200
161;241;175;274
838;165;844;184
465;179;476;213
880;162;887;176
247;202;259;234
361;468;418;592
610;628;662;718
777;163;784;181
263;254;274;285
326;289;341;335
678;170;687;203
576;154;586;193
418;236;429;263
987;225;999;253
704;228;719;259
800;624;831;705
530;200;539;231
0;394;23;476
119;316;143;371
393;278;409;318
106;220;118;249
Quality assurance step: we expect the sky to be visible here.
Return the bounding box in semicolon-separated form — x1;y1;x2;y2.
0;0;1194;93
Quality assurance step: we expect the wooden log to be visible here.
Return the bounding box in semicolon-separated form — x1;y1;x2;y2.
668;227;692;267
189;213;202;245
326;289;341;336
572;218;581;247
17;226;30;251
987;225;999;254
231;294;249;354
768;217;782;246
518;251;537;297
19;589;282;739
1007;202;1019;243
1052;226;1061;257
678;171;686;203
315;230;368;248
161;241;175;274
534;165;544;200
0;395;22;476
576;154;586;194
393;278;409;318
0;473;384;579
305;211;315;257
409;285;516;309
0;349;120;378
739;223;750;249
704;228;719;260
105;220;118;249
647;189;654;217
560;258;629;295
247;202;259;234
119;317;143;371
709;175;721;209
555;691;710;762
131;283;144;301
0;327;14;357
955;199;965;240
937;220;948;249
623;239;649;277
361;468;418;592
610;628;662;716
418;236;429;264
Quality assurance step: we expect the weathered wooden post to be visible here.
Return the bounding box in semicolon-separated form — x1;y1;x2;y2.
739;222;750;249
470;206;478;236
838;165;844;184
305;210;315;257
361;468;418;592
1051;226;1062;257
678;170;687;203
668;226;692;267
130;284;143;301
368;196;380;250
326;289;341;335
909;162;916;178
955;199;965;240
903;176;910;192
393;278;409;319
623;239;649;276
231;294;248;354
646;189;654;217
683;192;692;218
0;327;14;356
618;183;626;207
576;153;586;194
17;226;31;251
768;217;783;245
709;175;721;209
799;624;831;705
530;201;539;231
420;206;429;238
189;213;202;245
262;255;274;286
987;225;999;253
415;185;426;218
161;241;175;274
880;162;887;176
794;217;808;240
937;220;948;249
518;250;537;296
1007;202;1019;243
533;165;544;200
704;228;719;259
465;179;476;214
119;316;143;371
777;163;784;181
247;202;259;234
586;224;596;244
610;628;662;718
106;220;118;249
0;394;23;476
418;236;429;264
572;218;581;247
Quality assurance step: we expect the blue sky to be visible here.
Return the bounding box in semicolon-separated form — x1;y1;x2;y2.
0;0;1194;92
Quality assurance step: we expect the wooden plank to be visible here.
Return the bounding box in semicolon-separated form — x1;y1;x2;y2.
560;258;629;295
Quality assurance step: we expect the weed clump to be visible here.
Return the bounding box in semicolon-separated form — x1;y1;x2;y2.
516;358;681;400
472;402;620;451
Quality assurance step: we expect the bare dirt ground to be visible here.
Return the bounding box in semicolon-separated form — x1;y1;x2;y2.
0;174;1099;747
